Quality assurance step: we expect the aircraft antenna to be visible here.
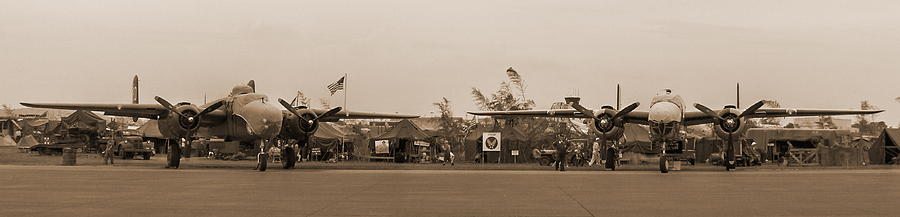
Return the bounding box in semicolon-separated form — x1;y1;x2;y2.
617;84;621;110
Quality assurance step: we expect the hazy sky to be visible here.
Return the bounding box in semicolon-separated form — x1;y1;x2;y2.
1;0;898;125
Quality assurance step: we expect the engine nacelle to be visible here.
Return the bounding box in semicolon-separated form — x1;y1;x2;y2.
280;108;320;139
713;107;748;139
158;103;201;138
590;106;625;140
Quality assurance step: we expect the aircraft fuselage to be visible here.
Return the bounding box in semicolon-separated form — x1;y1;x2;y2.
195;91;284;142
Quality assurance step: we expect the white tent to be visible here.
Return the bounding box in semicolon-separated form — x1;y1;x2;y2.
0;135;15;147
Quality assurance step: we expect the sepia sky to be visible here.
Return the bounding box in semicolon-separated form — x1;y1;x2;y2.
1;0;898;125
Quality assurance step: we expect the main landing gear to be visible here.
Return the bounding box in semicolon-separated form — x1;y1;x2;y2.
659;156;669;173
166;139;183;169
256;140;269;171
282;146;296;169
605;147;617;171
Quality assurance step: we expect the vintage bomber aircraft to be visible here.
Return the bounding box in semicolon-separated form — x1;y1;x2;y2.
21;80;418;171
468;84;883;173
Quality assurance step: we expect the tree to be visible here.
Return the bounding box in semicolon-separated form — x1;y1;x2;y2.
470;67;536;128
433;97;467;153
470;67;535;112
291;91;311;107
852;100;883;136
469;67;575;149
816;116;837;129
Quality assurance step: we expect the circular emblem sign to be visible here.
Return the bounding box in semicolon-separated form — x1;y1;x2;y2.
485;136;499;150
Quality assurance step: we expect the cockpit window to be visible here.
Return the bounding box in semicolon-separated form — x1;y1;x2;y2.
650;94;685;110
233;93;268;108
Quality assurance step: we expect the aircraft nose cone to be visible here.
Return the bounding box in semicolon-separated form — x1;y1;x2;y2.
648;102;682;123
238;101;283;139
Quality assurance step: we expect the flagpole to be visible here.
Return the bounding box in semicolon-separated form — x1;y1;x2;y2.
344;73;348;117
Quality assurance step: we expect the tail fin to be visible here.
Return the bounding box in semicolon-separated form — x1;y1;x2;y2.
247;80;256;93
132;75;139;122
736;83;740;109
616;84;621;110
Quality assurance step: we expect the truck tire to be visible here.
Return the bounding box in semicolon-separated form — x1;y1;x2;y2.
142;152;151;160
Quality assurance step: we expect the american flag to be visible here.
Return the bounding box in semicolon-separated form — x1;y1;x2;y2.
327;76;345;95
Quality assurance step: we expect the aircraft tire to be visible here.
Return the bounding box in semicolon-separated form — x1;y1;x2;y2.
258;153;268;171
167;145;181;169
659;158;669;173
605;148;616;170
282;147;296;169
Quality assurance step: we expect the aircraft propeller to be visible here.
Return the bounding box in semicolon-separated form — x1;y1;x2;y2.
693;100;765;171
277;98;342;133
154;96;224;128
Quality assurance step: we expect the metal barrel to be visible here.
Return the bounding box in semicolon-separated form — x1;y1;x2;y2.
62;148;76;166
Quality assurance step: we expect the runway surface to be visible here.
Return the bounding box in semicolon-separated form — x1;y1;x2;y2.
1;165;898;217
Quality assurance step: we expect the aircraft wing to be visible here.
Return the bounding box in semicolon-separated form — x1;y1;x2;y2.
20;103;168;119
467;109;585;118
313;109;419;121
683;108;884;126
467;109;651;124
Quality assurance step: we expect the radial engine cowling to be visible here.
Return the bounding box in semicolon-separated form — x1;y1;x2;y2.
158;103;202;138
590;107;625;140
713;107;748;139
281;108;320;137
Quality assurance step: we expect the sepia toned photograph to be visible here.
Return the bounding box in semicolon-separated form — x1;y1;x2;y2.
1;1;898;216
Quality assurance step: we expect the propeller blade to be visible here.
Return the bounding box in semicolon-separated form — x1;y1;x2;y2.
613;102;640;119
564;97;594;118
154;96;176;112
197;101;224;117
739;100;766;118
154;96;186;118
569;103;595;118
316;107;343;120
277;98;305;120
694;103;724;121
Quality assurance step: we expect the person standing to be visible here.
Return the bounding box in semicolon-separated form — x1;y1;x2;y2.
441;139;454;166
588;140;601;167
554;133;568;171
103;132;116;165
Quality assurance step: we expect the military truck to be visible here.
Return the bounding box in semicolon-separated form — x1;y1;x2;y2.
105;129;154;160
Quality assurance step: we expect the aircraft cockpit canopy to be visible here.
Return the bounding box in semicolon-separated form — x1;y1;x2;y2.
650;93;685;110
230;85;254;96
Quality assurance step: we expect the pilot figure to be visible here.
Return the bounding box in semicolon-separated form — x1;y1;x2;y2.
554;133;568;171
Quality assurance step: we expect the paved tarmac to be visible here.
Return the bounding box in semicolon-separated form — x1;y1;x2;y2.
1;165;898;217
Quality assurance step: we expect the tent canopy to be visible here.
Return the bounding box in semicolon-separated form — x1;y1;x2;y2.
0;136;15;147
624;124;651;143
313;123;348;140
63;110;105;130
17;135;39;148
869;128;900;164
374;120;430;140
137;120;166;138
